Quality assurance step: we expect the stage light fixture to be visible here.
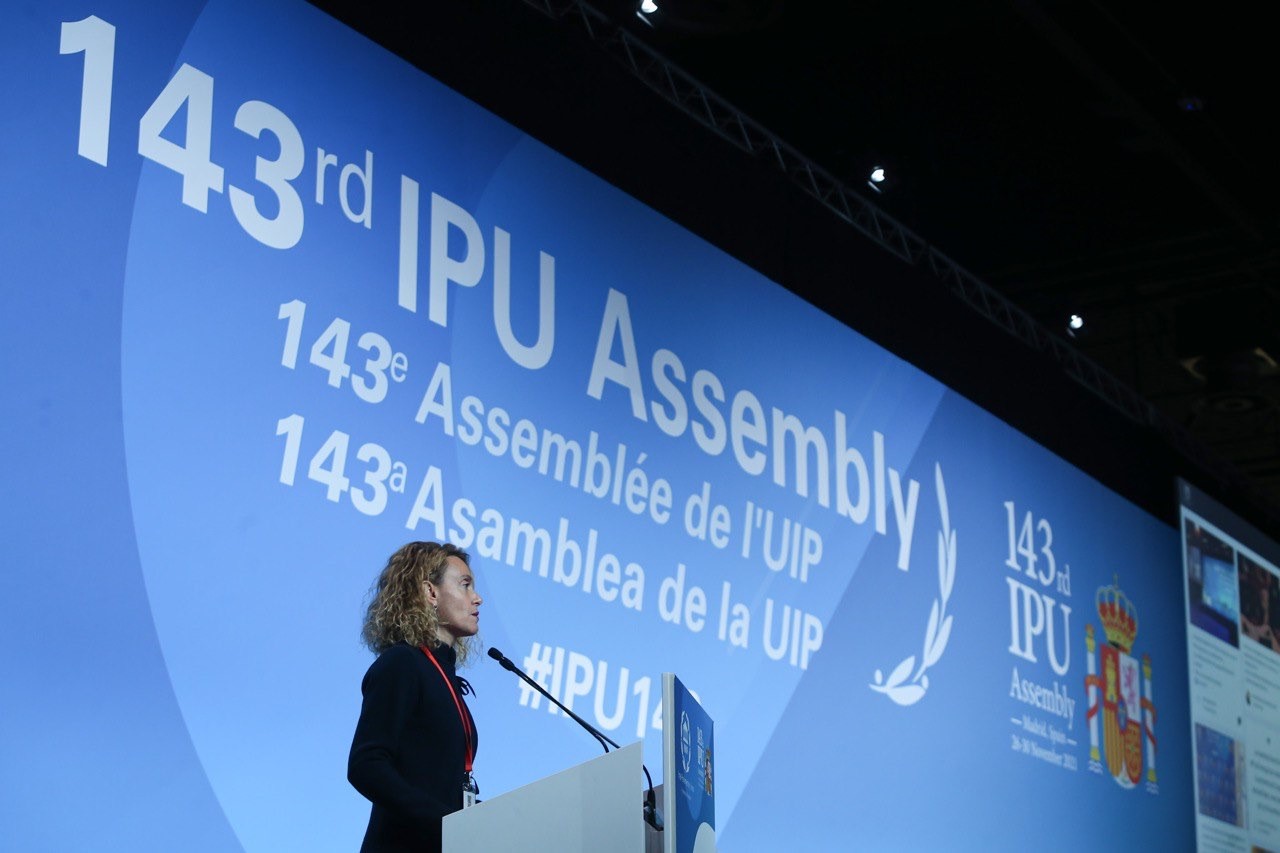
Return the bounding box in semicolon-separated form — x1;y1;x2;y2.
636;0;658;25
867;166;887;193
1067;313;1085;338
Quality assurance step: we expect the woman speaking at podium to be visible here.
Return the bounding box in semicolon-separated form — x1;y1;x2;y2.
348;542;483;852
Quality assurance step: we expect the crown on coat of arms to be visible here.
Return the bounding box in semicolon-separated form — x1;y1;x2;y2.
1096;575;1138;653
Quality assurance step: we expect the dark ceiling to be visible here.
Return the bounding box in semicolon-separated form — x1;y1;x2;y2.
313;0;1278;526
605;0;1280;509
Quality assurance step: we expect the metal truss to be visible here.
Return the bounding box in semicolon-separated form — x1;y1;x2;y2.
517;0;1270;518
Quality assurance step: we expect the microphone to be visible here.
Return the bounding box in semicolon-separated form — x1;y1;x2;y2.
488;646;663;831
487;647;615;751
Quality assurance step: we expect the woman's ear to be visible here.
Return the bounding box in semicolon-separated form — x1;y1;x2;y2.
423;581;439;607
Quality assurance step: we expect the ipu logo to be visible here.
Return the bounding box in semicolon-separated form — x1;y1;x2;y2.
680;710;692;773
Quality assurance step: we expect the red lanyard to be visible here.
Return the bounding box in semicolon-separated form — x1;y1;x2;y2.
419;645;475;772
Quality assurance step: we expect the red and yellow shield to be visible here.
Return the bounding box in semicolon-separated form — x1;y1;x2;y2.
1100;644;1143;786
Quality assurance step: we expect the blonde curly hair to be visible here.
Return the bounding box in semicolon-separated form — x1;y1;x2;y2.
361;541;474;663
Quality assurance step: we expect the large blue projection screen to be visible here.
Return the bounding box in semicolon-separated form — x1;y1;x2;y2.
1;1;1193;849
1180;480;1280;850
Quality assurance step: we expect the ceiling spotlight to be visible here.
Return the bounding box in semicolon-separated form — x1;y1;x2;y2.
867;166;887;193
1067;313;1085;337
636;0;659;24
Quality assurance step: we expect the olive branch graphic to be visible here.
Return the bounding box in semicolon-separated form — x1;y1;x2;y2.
870;464;956;706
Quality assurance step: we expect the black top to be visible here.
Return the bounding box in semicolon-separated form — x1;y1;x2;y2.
348;642;478;853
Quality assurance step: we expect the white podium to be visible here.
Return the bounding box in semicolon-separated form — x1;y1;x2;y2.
443;742;645;853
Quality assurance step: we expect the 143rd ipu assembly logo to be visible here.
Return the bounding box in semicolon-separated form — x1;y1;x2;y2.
1084;576;1158;791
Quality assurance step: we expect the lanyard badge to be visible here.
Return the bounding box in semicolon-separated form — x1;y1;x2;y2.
420;645;479;807
462;772;478;809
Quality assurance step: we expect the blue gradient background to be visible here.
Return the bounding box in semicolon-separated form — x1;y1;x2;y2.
2;1;1193;849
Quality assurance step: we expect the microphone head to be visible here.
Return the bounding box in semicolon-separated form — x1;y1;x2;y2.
487;646;517;671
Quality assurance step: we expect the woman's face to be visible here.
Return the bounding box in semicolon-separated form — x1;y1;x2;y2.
426;556;482;645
